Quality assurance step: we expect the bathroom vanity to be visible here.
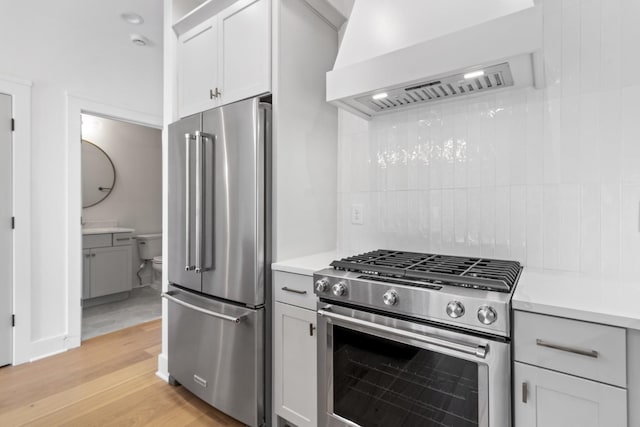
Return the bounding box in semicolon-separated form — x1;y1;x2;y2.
82;228;134;306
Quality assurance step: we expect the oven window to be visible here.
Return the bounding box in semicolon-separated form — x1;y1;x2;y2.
333;325;479;427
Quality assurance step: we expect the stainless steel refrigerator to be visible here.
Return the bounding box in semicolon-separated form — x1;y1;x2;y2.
164;97;271;427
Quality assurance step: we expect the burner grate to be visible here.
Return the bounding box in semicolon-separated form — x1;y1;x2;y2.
331;250;521;292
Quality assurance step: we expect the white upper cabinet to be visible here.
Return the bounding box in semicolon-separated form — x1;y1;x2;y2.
178;16;220;117
176;0;271;118
219;0;271;105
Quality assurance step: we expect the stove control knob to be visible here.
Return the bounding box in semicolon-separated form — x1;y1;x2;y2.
332;282;347;297
477;306;498;325
315;278;329;293
383;290;398;306
446;301;465;318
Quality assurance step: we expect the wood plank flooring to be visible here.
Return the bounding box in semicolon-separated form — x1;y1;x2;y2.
0;320;244;426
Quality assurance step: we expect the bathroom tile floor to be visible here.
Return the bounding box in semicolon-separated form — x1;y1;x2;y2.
82;283;162;340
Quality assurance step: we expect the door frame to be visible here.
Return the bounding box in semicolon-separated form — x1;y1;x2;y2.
65;94;162;349
0;75;32;365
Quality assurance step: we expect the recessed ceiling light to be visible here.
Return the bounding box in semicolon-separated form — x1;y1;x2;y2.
372;92;388;100
463;70;485;79
130;34;149;47
121;12;144;25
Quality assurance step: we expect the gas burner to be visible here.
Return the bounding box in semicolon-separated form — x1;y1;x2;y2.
331;249;521;293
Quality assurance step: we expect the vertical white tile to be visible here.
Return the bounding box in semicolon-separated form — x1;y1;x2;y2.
579;184;601;274
429;108;443;189
441;105;455;189
481;187;496;257
560;96;580;183
561;2;581;98
525;89;544;185
454;189;467;252
417;107;431;190
578;93;600;183
494;94;511;186
542;186;562;269
544;0;563;99
526;185;544;268
466;101;483;188
453;105;468;189
418;191;431;250
559;184;581;271
621;86;640;184
429;189;443;253
407;109;420;190
620;184;640;279
495;187;511;259
386;191;409;250
543;98;562;184
579;0;601;94
621;0;640;87
386;112;409;191
480;96;496;187
598;90;622;183
441;189;455;254
509;91;528;186
510;186;527;263
600;0;621;91
466;188;482;257
600;183;620;274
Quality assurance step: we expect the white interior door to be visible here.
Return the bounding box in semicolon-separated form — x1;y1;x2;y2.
0;93;12;367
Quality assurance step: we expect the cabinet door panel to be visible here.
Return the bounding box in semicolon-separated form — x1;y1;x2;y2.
178;16;219;117
514;362;627;427
90;246;132;298
219;0;271;105
82;249;91;299
274;302;316;427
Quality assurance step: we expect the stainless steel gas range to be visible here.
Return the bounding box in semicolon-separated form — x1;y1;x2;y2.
314;250;523;427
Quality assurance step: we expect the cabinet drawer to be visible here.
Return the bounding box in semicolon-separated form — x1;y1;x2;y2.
514;311;626;387
274;271;316;310
112;232;132;246
82;233;112;249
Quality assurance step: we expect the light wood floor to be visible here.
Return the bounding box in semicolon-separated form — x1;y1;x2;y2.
0;320;244;426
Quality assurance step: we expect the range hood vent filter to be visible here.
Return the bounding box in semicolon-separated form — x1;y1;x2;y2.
356;62;514;113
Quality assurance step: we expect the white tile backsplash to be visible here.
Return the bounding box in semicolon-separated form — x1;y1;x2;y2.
337;0;640;277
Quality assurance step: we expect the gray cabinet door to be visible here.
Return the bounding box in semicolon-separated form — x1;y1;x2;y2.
168;113;202;292
82;249;92;299
274;302;317;427
514;362;627;427
90;246;132;298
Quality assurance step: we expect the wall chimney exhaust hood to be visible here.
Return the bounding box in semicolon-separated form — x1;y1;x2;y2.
327;2;543;120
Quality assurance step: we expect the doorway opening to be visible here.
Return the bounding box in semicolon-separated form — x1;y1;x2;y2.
80;113;163;341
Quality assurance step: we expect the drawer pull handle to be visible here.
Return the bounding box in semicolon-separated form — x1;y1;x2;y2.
535;339;599;358
162;292;246;324
115;238;130;241
282;287;307;295
522;382;528;403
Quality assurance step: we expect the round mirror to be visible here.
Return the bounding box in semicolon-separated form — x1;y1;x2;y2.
82;139;116;208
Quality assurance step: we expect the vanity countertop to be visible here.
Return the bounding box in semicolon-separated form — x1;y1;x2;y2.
82;227;135;235
272;251;338;277
513;267;640;330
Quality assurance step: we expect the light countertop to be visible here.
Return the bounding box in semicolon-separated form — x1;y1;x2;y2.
513;268;640;330
271;251;338;276
82;227;135;235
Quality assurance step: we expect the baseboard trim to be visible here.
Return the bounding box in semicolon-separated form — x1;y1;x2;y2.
156;352;169;382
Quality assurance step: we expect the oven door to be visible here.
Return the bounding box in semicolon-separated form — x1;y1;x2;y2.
317;302;511;427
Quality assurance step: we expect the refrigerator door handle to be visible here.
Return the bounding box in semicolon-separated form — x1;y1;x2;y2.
162;291;247;324
184;133;195;272
195;131;214;273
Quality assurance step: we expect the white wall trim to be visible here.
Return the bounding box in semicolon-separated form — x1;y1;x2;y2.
0;76;32;365
64;94;162;356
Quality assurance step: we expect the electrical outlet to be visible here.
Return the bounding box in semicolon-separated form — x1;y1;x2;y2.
351;204;364;225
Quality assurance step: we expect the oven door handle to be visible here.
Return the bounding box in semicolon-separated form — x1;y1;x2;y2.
318;309;488;359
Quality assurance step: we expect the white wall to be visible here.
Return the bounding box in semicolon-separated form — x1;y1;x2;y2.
0;0;162;358
82;115;162;286
338;0;640;278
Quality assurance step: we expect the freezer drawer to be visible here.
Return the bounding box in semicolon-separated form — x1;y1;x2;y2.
165;288;264;427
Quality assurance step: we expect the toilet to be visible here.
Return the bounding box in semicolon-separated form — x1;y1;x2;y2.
137;233;162;282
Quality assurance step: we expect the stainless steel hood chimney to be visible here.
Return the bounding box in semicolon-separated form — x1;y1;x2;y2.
327;1;543;120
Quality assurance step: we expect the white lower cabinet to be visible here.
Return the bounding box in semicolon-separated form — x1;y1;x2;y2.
82;233;132;300
514;362;627;427
274;301;317;427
